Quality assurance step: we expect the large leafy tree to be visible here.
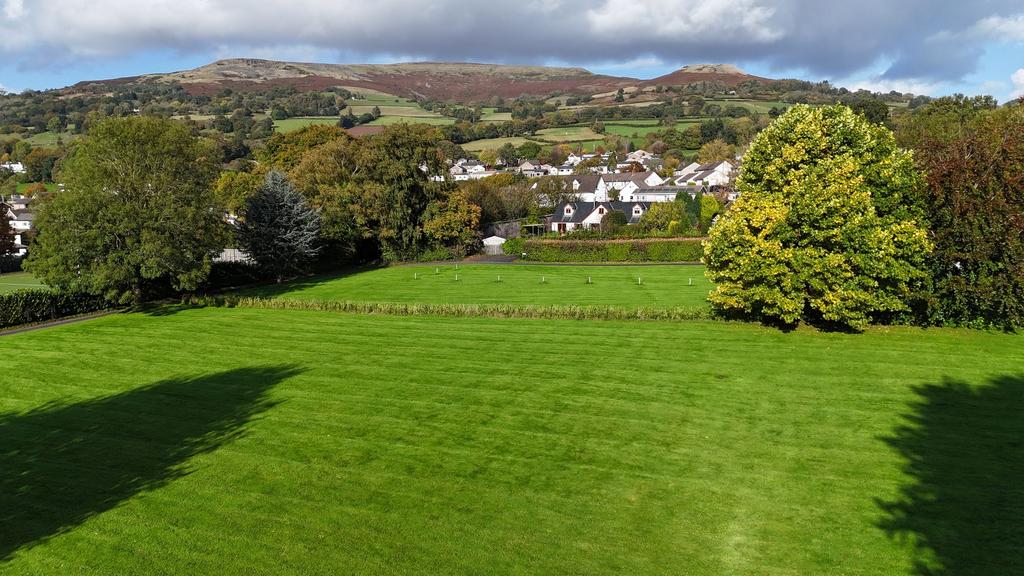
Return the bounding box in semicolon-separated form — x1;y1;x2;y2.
25;117;225;303
915;106;1024;328
704;105;931;329
238;171;321;283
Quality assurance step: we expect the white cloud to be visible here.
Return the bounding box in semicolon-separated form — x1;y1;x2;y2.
972;14;1024;42
587;0;781;42
0;0;1023;87
2;0;24;19
843;77;944;96
1011;68;1024;98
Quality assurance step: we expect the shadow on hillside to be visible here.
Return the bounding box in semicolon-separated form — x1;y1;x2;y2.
0;365;301;562
877;375;1024;575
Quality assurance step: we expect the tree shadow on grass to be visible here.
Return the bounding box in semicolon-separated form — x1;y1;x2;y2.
878;375;1024;575
0;365;301;562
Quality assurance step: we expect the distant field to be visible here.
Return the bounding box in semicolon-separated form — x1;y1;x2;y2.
705;98;789;114
535;126;603;143
0;272;44;294
347;105;441;118
463;137;534;151
604;120;701;143
241;264;713;311
481;108;513;122
22;131;75;146
368;116;455;126
15;182;58;194
273;117;340;132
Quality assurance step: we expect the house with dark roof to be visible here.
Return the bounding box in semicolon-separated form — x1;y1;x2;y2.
549;201;651;234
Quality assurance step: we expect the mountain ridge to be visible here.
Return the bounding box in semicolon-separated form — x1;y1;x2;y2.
69;58;768;102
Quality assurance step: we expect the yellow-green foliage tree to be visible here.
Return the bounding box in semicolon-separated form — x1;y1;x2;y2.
704;105;931;329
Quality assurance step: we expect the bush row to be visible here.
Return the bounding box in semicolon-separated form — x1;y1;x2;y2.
0;256;23;273
184;295;713;322
0;289;110;330
516;238;705;262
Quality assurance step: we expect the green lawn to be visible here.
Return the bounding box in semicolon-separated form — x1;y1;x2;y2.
0;272;44;294
242;264;713;310
1;307;1021;574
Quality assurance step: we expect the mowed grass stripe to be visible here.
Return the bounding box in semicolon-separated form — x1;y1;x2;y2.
242;264;714;309
1;308;1022;574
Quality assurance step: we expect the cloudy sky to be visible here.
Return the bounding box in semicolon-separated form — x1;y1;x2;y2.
1;0;1023;101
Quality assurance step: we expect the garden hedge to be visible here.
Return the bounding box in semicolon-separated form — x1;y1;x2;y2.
517;238;705;262
0;289;109;330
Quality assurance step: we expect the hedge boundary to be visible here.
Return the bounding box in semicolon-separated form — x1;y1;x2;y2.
183;295;713;322
512;238;706;263
0;289;111;330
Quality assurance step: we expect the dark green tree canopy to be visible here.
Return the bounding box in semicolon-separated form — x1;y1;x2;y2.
25;117;225;303
238;171;321;283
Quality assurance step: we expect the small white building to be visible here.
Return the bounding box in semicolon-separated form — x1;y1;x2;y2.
1;162;25;174
482;235;507;255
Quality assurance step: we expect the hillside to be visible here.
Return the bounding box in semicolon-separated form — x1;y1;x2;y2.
69;58;762;102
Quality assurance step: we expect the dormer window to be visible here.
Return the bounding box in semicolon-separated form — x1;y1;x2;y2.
564;207;573;215
633;207;642;215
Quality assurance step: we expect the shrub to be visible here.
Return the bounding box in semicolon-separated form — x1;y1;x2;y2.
0;289;109;330
502;237;526;256
0;256;23;274
521;238;704;262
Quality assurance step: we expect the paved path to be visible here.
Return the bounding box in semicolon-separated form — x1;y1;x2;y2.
0;310;120;337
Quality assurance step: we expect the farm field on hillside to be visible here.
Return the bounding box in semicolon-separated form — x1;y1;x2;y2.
604;120;700;139
463;137;533;151
705;98;789;114
14;182;58;194
241;264;713;310
2;307;1021;574
535;126;603;143
368;116;455;126
0;272;43;294
272;116;340;132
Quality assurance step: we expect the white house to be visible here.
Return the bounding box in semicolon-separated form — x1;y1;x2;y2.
597;171;665;201
549;201;650;234
1;162;25;174
674;160;734;187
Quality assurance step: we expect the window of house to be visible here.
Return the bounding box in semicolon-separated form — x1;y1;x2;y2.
564;207;572;215
598;207;605;215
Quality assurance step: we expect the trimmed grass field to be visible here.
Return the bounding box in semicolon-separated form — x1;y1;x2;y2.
1;307;1022;574
0;272;44;294
243;264;713;310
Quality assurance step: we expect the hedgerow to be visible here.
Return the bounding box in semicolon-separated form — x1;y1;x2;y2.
0;289;110;329
183;295;712;322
